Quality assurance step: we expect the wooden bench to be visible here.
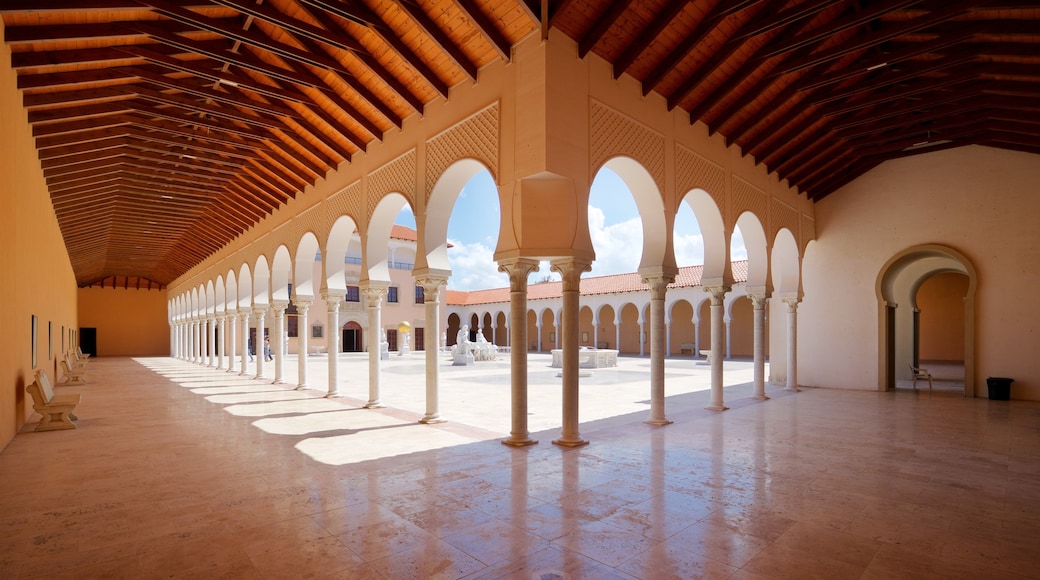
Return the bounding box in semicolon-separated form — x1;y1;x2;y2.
26;370;81;431
60;355;87;385
679;343;696;355
76;346;91;359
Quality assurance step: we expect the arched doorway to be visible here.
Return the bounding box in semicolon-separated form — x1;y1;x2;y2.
876;244;977;396
342;321;363;352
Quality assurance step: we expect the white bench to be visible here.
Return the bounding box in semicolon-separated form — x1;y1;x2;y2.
60;355;87;385
26;371;81;431
76;346;91;359
679;343;696;355
700;349;712;363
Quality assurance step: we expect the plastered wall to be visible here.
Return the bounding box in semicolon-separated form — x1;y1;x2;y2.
918;272;968;362
0;23;79;451
78;287;170;356
799;145;1040;399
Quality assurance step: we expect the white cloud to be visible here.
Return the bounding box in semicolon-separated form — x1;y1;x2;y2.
446;238;508;291
588;206;642;276
674;232;705;266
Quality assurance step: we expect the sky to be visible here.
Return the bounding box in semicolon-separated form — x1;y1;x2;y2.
395;168;747;291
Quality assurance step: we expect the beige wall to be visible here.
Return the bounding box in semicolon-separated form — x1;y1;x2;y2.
0;24;79;450
800;146;1040;399
78;287;170;356
918;272;968;362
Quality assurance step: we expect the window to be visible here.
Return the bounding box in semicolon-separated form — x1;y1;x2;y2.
415;285;425;304
312;325;323;338
387;286;398;303
345;286;360;302
414;327;424;351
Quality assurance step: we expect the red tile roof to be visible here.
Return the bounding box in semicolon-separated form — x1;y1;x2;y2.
448;261;750;306
390;225;417;241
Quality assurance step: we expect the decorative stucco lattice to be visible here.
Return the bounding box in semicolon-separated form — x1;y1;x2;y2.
270;222;291;256
771;198;800;242
675;144;726;212
590;101;665;192
425;103;499;203
369;151;416;224
253;232;270;263
730;177;768;226
801;213;816;252
294;202;325;243
327;180;362;227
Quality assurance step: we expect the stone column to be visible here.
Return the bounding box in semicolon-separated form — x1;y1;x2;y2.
253;306;268;380
272;301;288;384
551;258;592;447
322;290;345;397
499;259;540;447
644;275;674;426
216;315;225;370
192;317;201;364
226;310;237;372
417;276;448;423
207;316;217;367
784;297;801;391
239;310;250;376
535;322;542;352
615;319;621;353
705;285;730;411
725;317;732;360
294;299;311;389
749;292;770;400
360;284;387;408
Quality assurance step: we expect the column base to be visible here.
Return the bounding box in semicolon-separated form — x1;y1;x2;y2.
419;414;446;424
785;385;802;392
552;437;589;448
254;374;267;381
644;418;673;426
704;404;729;412
325;392;344;399
751;394;771;401
294;384;309;390
239;371;249;377
272;379;285;385
364;401;386;409
501;435;538;447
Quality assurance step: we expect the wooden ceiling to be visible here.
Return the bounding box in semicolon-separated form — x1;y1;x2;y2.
2;1;1037;288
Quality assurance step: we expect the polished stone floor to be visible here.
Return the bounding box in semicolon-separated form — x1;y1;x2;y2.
1;355;1037;579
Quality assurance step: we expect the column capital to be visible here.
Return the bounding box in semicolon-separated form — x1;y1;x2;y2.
782;295;802;309
360;285;386;304
415;275;447;303
252;304;269;316
550;258;592;289
704;284;731;303
641;274;674;300
293;296;312;308
747;291;771;309
498;258;541;292
321;289;346;310
271;299;290;313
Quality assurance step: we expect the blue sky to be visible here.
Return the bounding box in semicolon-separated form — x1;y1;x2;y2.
396;168;746;291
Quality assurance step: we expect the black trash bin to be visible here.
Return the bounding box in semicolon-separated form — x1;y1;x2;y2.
986;377;1013;401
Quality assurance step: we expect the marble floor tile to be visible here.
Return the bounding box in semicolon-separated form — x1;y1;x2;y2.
1;355;1038;579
